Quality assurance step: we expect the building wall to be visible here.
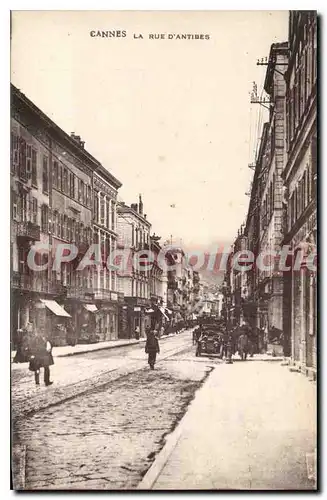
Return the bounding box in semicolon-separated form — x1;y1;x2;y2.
283;11;317;370
11;85;124;347
11;115;52;341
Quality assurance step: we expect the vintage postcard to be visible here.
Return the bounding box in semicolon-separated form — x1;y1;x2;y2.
10;10;317;491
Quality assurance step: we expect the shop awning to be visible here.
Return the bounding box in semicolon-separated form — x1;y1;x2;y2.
83;304;98;313
159;307;169;321
40;299;71;317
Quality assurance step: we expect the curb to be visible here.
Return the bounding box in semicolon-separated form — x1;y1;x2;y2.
12;333;179;361
137;356;285;489
57;333;177;357
56;339;142;357
137;363;214;490
13;339;193;421
282;358;317;382
137;418;184;490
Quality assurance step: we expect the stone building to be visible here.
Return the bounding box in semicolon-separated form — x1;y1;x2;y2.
116;196;151;338
257;42;289;345
91;165;123;340
165;247;187;324
11;84;124;347
243;137;264;338
11;85;99;346
282;11;317;372
241;42;289;349
230;226;248;327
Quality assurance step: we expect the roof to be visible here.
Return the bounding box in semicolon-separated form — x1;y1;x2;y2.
94;163;122;190
117;203;151;227
11;84;122;188
263;42;289;95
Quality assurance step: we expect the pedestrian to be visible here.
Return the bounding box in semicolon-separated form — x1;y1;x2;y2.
66;319;77;347
145;329;160;370
225;331;234;364
13;328;30;363
238;331;249;361
220;329;229;359
28;332;54;386
135;325;140;340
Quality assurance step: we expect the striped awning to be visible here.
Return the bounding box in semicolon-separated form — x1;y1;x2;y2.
40;300;71;318
83;304;98;313
159;307;169;321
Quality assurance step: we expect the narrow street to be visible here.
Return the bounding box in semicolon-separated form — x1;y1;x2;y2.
12;331;194;419
13;331;214;489
10;10;317;493
12;333;316;491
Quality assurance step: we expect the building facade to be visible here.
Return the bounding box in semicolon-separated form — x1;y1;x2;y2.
282;11;317;371
11;84;124;347
11;85;99;347
240;42;289;351
91;165;123;340
116;197;151;338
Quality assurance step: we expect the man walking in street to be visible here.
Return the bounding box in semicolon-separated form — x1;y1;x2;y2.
145;329;160;370
28;331;54;386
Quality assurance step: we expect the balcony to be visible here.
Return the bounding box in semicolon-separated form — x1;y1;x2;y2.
93;288;111;301
168;279;178;290
48;282;68;296
11;272;56;294
66;285;89;300
16;221;40;241
76;241;90;256
124;296;150;307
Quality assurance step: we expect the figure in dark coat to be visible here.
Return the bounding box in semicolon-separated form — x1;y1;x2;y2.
238;332;249;360
66;320;77;347
145;330;160;369
13;328;30;363
28;333;54;386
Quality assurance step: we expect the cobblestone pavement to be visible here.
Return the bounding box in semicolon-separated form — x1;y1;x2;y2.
13;347;213;490
12;331;194;420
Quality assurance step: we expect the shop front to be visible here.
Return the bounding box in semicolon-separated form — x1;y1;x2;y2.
11;282;71;349
120;297;151;339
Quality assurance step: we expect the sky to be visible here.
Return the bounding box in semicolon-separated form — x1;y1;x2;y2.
11;10;289;251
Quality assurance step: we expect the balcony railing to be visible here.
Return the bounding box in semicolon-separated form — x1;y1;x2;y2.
76;241;90;255
11;272;66;295
93;288;111;300
16;221;41;241
66;285;94;299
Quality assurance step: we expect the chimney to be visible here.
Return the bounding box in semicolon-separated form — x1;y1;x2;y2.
138;194;143;215
71;132;85;149
131;203;138;212
144;214;147;219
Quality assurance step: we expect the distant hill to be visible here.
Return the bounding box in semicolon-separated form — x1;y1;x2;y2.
184;244;232;288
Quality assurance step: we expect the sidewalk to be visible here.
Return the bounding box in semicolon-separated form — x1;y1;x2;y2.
141;361;317;491
12;332;177;365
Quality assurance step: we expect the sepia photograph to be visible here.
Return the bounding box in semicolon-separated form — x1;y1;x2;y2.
10;9;317;491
